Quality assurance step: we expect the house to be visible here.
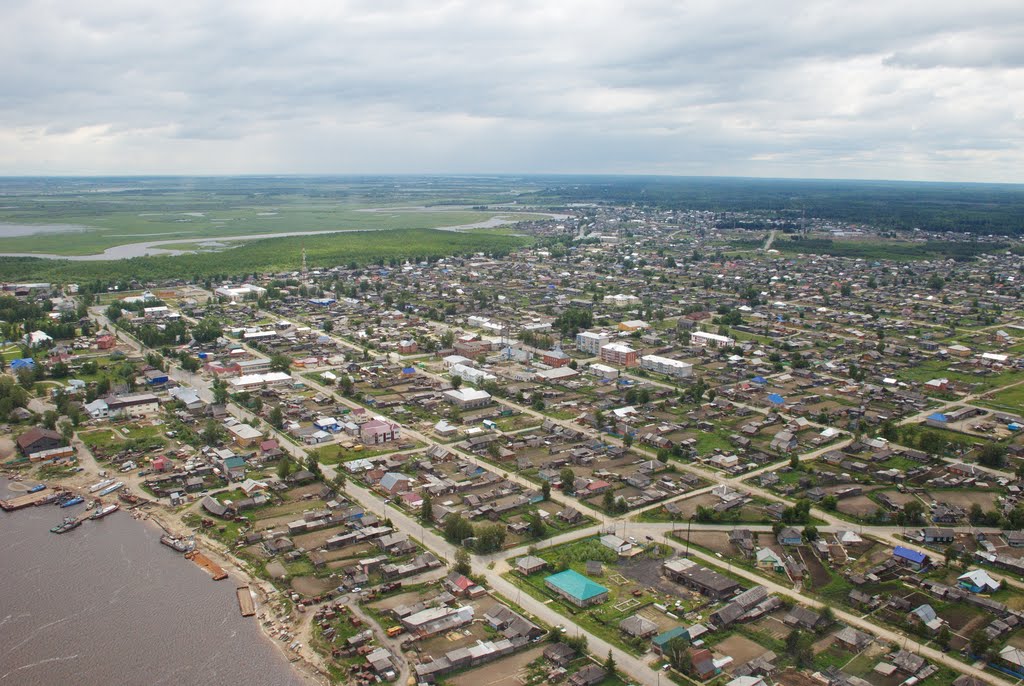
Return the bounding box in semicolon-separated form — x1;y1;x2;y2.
770;430;798;453
226;422;264;447
543;643;575;667
834;626;872;651
544;570;609;607
688;647;721;680
755;547;785;572
599;534;633;555
922;527;955;544
360;419;401;446
542;344;571;368
515;555;547;575
893;546;928;571
16;427;63;456
958;569;1001;593
726;678;767;686
784;606;826;631
908;604;944;633
619;614;658;638
568;665;606;686
777;527;802;546
379;472;411;495
443;388;493;410
999;645;1024;670
663;559;741;599
652;627;688;654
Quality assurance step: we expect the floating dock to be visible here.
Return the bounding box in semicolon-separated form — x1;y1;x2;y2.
236;586;256;616
185;550;228;580
1;490;59;511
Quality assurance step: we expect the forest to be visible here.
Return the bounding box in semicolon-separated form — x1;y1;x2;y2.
525;175;1024;235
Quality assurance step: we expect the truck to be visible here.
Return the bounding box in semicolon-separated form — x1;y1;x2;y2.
386;626;404;638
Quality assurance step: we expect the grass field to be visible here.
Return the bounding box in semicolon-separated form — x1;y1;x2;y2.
0;227;531;282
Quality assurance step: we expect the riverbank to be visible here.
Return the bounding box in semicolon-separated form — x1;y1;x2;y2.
0;472;326;686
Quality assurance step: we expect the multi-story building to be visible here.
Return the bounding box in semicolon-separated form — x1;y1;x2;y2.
599;342;638;367
640;354;693;378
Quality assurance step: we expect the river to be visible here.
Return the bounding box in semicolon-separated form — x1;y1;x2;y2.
0;211;562;260
0;479;311;686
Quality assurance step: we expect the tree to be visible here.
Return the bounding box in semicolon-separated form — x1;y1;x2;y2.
802;525;819;542
451;375;463;390
623;433;634;449
527;510;546;539
541;480;551;501
475;523;507;553
603;490;615;512
306;451;323;480
899;500;925;526
420;490;433;522
332;471;346;492
559;467;576;495
978;443;1007;469
202;419;224;445
269;405;284;430
276;458;293;480
191;317;223;344
603;650;616;675
454;549;471;576
938;625;952;649
969;628;991;657
444;514;474;545
821;495;838;511
269;354;293;372
664;637;691;674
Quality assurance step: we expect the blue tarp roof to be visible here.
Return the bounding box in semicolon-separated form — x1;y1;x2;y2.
10;358;34;368
928;413;948;422
752;376;767;384
767;393;785;405
894;546;926;564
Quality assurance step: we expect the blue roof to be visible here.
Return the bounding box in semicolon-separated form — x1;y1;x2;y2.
928;413;948;422
10;358;34;369
402;367;416;374
894;546;926;564
767;393;785;405
752;376;767;384
545;570;608;601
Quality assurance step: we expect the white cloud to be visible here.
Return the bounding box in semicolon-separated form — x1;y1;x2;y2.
0;0;1022;180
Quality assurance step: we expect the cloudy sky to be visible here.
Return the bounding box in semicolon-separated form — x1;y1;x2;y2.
2;0;1022;181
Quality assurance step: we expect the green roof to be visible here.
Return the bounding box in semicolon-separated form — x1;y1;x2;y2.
545;569;608;601
653;626;687;646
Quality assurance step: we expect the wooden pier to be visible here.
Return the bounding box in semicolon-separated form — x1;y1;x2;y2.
236;586;256;616
185;550;228;580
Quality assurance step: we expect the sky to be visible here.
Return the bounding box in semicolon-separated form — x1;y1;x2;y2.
2;0;1022;181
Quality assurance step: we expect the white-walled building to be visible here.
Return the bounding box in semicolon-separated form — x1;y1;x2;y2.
640;355;693;379
691;331;735;349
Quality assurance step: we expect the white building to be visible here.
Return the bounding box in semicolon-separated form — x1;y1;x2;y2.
691;331;735;349
640;354;693;379
443;388;493;410
228;371;293;391
215;284;267;302
603;294;641;307
575;331;611;355
450;363;497;385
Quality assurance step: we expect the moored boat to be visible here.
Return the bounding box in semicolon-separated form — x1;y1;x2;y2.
59;496;85;508
50;516;81;534
27;484;46;493
88;479;116;493
89;503;119;520
97;482;124;496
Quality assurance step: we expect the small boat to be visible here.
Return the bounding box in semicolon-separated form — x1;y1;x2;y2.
35;492;62;506
50;516;81;534
85;499;97;510
97;482;124;496
88;479;116;493
89;503;119;520
27;484;46;493
60;496;84;508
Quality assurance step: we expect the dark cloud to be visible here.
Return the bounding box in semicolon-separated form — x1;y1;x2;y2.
0;0;1021;180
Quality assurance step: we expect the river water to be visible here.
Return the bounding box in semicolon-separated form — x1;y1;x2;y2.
0;480;310;686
